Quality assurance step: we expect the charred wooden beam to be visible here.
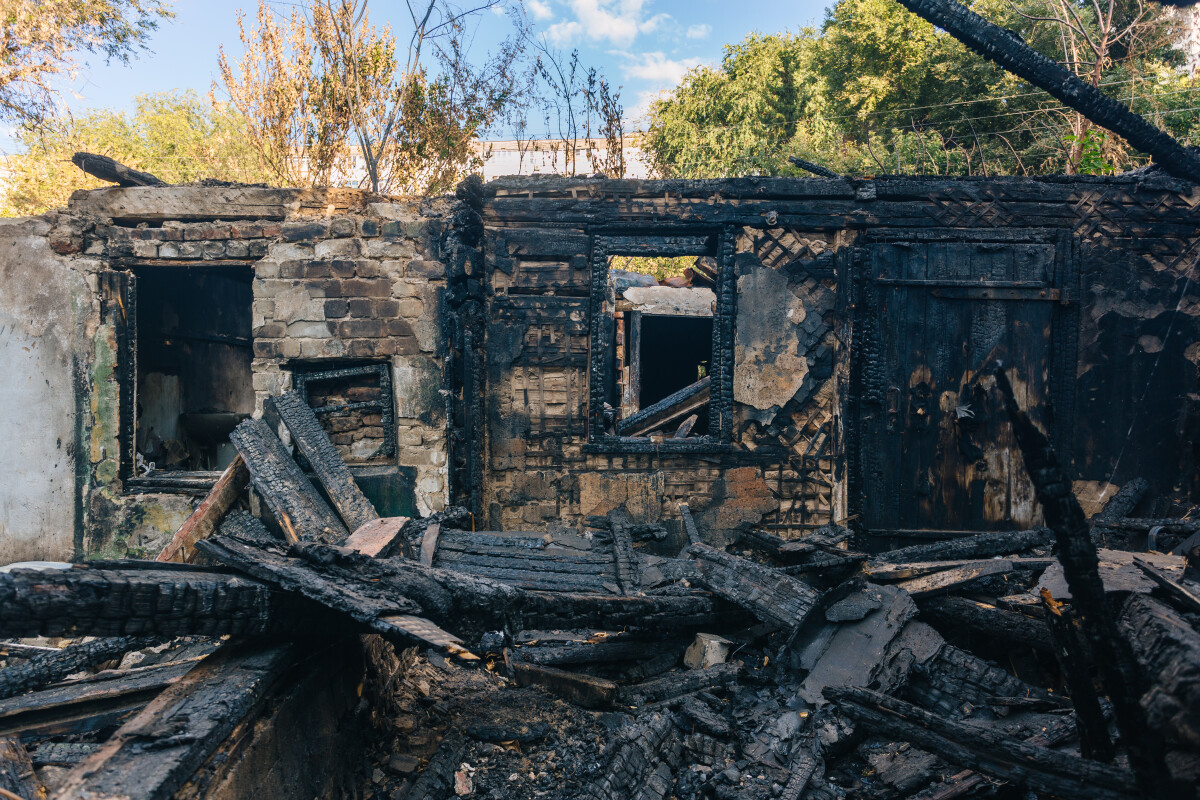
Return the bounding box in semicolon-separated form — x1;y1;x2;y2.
869;528;1052;565
619;662;742;708
229;418;349;545
507;653;619;709
512;630;675;666
0;660;196;740
0;563;332;640
53;640;302;800
156;455;249;563
608;509;640;594
580;713;678;800
71;152;166;187
1118;592;1200;752
1132;556;1200;614
906;644;1063;717
788;155;843;179
1094;478;1149;526
918;596;1053;652
891;559;1015;597
828;686;1138;800
616;376;711;437
912;712;1087;799
679;504;702;550
0;636;158;701
994;368;1174;793
893;0;1200;182
0;738;40;800
1041;590;1115;761
263;392;379;533
686;543;818;630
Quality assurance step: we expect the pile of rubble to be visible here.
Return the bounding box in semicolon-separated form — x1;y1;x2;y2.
0;380;1197;800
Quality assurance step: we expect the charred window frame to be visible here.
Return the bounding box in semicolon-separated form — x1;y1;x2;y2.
111;262;256;494
586;229;736;453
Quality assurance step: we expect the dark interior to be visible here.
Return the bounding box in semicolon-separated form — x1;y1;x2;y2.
133;265;254;472
638;314;712;430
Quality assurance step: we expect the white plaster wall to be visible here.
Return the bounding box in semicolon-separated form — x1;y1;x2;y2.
0;219;85;563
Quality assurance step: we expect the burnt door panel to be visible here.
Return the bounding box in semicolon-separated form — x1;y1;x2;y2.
858;233;1072;540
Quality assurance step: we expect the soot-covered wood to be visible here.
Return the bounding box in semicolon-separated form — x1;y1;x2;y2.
229;418;349;545
828;686;1138;800
264;392;379;533
686;543;818;630
0;635;159;700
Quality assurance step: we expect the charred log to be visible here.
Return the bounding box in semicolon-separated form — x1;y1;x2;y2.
0;635;159;700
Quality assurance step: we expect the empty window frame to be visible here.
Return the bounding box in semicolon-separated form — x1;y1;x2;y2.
587;231;734;451
126;265;255;482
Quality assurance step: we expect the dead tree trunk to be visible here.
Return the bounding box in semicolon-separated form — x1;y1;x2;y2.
893;0;1200;183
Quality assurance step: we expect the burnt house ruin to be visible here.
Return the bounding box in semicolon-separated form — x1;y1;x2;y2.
0;167;1197;798
6;171;1200;560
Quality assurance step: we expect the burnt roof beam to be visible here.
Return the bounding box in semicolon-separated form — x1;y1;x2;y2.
894;0;1200;184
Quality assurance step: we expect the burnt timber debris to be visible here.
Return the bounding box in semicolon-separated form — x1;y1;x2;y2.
7;59;1200;794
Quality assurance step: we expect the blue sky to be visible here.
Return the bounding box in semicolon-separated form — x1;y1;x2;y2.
20;0;834;148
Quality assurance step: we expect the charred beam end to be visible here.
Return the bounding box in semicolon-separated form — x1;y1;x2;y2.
0;635;159;701
827;686;1138;800
0;564;335;639
71;152;167;187
686;543;819;630
616;376;711;437
788;155;843;179
893;0;1200;183
992;368;1176;793
53;640;303;800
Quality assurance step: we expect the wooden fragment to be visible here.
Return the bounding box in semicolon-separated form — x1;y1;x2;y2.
893;559;1013;597
616;376;711;436
344;516;409;558
679;504;701;548
918;596;1053;652
1040;590;1114;761
828;686;1138;800
687;543;819;630
608;509;640;594
1131;556;1200;615
0;660;196;740
619;662;743;708
0;635;158;700
229;418;349;544
0;738;40;800
672;414;698;438
0;643;58;660
867;557;1051;582
53;640;300;800
419;523;441;568
157;455;249;563
580;713;677;800
506;653;618;709
264;393;379;532
71;152;166;187
870;528;1051;565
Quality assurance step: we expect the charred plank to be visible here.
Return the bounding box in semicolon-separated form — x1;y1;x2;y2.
71;152;166;187
229;418;349;545
686;543;818;630
0;635;159;700
157;455;249;563
828;686;1138;800
264;392;379;533
869;528;1051;565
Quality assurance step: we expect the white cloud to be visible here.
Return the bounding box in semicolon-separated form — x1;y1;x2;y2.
619;51;703;84
528;0;554;21
546;0;671;48
685;23;710;40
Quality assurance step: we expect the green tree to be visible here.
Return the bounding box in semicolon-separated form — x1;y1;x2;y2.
0;0;172;125
645;0;1196;179
2;90;271;216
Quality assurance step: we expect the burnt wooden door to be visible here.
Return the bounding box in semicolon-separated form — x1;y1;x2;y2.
852;230;1078;542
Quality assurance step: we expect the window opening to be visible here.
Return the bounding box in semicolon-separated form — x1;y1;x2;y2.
132;265;253;475
292;362;396;462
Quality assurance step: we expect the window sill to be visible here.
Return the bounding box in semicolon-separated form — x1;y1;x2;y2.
126;471;222;495
583;437;734;456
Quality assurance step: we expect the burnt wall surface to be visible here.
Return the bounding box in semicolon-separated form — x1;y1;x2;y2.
469;175;1200;539
0;187;455;561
